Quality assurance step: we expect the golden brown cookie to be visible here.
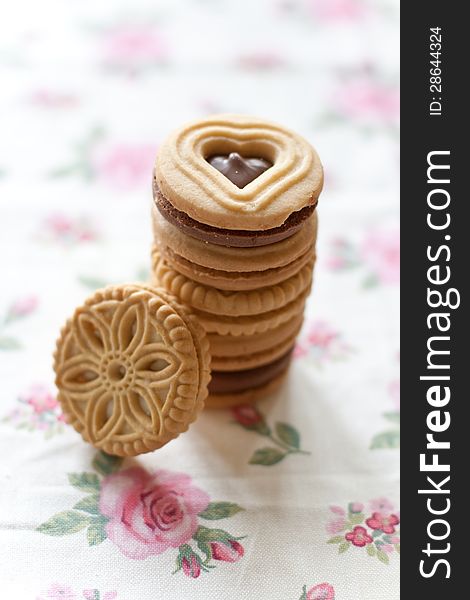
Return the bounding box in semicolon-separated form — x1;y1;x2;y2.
53;285;210;457
207;313;303;357
151;247;314;316
194;287;311;336
153;244;316;291
155;114;323;230
152;204;318;273
211;336;297;371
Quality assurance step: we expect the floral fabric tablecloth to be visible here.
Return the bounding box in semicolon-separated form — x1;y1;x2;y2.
0;0;399;598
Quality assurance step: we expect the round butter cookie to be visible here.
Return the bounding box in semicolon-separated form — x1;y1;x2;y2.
53;285;210;456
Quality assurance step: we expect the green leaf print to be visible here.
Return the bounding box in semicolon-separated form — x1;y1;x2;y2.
37;510;90;536
87;522;108;546
275;422;300;449
370;430;400;449
199;502;244;520
92;451;123;476
249;447;286;466
74;494;101;514
68;472;100;493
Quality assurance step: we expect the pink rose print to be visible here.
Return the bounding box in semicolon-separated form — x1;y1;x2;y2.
329;505;346;516
366;512;400;534
389;379;400;410
24;384;59;414
369;497;394;513
3;384;64;437
30;89;79;109
306;583;336;600
37;587;116;600
326;499;399;564
236;52;286;71
49;127;156;190
41;213;99;245
7;295;38;319
232;404;267;430
38;583;77;600
101;25;167;75
294;320;351;363
211;540;244;563
308;0;364;21
91;143;157;190
326;517;346;535
334;79;400;123
327;228;399;287
99;468;210;559
182;554;201;579
1;294;39;349
345;525;373;547
38;452;246;578
360;228;400;284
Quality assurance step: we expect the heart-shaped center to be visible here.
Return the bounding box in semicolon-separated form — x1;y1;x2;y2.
207;152;272;188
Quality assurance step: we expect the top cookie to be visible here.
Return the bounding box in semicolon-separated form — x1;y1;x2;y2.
155;114;323;231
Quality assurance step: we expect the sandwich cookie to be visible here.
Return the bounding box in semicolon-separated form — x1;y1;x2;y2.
151;248;314;316
153;244;315;291
154;113;323;230
152;205;318;273
206;350;293;409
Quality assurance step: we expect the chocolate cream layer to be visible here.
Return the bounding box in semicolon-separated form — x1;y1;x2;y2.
208;348;293;395
153;180;316;249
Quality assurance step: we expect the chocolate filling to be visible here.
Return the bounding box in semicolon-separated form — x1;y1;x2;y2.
208;349;293;395
206;152;272;188
153;180;316;248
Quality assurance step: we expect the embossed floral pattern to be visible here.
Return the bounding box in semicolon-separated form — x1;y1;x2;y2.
37;451;245;578
55;289;182;453
232;405;310;466
326;499;400;564
3;384;65;437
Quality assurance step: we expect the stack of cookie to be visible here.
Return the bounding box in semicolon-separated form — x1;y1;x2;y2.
151;114;323;408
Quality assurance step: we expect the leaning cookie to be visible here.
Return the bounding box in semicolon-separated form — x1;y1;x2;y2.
151;247;314;316
53;285;210;456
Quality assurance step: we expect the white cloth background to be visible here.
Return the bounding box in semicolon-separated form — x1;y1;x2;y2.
0;1;399;598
